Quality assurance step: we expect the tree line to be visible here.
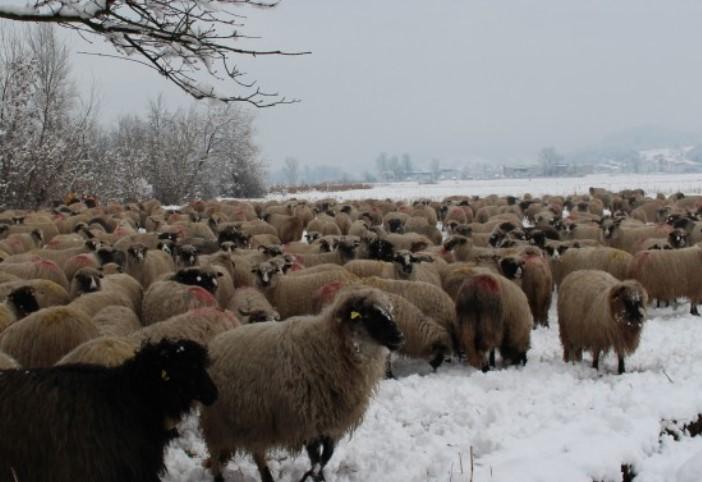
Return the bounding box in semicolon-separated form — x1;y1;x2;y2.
0;25;265;209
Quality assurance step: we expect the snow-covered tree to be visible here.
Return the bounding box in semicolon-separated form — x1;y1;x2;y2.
0;0;306;106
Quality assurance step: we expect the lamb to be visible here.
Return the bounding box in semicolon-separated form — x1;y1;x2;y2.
558;270;648;373
455;269;533;371
556;247;633;286
227;287;280;323
130;307;240;346
200;288;403;482
253;261;358;319
91;306;142;337
628;246;702;315
56;336;139;367
141;278;219;325
0;306;99;368
0;339;217;482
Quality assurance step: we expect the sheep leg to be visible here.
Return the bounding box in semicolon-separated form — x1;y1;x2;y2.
253;452;275;482
617;355;626;375
316;436;335;481
592;351;600;371
384;355;395;379
489;349;496;368
656;299;661;308
691;303;700;316
429;351;445;371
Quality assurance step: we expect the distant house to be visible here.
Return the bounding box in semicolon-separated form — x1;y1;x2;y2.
502;165;539;178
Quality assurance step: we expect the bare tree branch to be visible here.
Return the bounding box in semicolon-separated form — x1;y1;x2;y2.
0;0;309;106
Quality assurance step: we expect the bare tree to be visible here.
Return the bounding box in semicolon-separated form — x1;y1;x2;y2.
0;1;308;106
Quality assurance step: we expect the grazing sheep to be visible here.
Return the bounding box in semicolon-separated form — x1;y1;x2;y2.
558;270;648;373
227;287;280;323
628;246;702;315
556;247;633;286
201;288;403;482
0;350;19;369
56;336;139;367
0;339;217;482
91;306;142;337
0;306;99;368
455;269;533;371
141;279;218;325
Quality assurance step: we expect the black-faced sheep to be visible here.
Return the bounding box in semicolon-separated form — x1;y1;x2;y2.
124;243;176;288
558;270;648;373
0;338;217;482
253;260;358;319
0;306;99;367
201;288;403;482
0;286;40;334
455;269;533;371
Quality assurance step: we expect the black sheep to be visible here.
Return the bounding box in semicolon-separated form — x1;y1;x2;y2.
0;338;217;482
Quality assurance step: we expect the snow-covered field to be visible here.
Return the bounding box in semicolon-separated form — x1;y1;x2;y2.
164;304;702;482
269;173;702;202
166;174;702;481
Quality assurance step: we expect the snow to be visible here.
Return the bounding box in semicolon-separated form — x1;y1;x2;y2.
267;173;702;202
163;304;702;481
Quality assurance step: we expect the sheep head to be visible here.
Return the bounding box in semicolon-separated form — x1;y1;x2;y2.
127;244;148;264
252;261;281;289
176;244;199;267
499;256;524;280
366;238;395;262
129;339;218;419
7;286;39;318
335;289;403;352
610;281;648;327
172;267;221;294
74;267;103;294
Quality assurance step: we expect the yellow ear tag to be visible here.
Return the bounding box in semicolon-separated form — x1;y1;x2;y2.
161;370;170;381
350;311;361;320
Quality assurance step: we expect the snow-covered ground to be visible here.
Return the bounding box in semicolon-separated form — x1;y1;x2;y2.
164;303;702;482
268;173;702;202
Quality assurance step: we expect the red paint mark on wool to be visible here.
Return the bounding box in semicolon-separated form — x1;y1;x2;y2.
72;254;94;266
188;286;217;305
475;274;500;293
316;281;346;306
35;259;60;272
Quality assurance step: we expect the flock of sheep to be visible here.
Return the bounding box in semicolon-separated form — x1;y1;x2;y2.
0;186;698;481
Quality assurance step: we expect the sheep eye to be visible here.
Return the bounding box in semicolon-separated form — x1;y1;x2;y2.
196;276;202;282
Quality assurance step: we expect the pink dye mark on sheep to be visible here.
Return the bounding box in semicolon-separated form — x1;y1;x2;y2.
188;286;217;305
475;274;500;293
35;259;60;272
316;281;346;306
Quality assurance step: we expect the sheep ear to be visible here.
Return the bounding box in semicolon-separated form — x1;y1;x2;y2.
410;241;429;252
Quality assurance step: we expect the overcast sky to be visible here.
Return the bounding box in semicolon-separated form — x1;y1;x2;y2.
61;0;702;169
